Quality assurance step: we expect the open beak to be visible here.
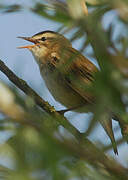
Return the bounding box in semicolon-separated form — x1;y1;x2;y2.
17;37;38;49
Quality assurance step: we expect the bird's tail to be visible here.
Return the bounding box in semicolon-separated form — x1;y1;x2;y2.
100;115;118;155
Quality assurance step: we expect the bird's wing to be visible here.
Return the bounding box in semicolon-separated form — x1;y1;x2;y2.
56;47;98;103
51;47;118;154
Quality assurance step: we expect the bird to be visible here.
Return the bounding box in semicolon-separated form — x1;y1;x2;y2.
18;30;118;154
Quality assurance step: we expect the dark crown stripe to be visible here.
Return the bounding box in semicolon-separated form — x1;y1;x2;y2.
33;30;57;37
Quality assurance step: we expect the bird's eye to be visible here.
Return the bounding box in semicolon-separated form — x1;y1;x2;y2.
41;37;46;41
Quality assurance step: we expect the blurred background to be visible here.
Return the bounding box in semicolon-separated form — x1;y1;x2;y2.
0;0;128;179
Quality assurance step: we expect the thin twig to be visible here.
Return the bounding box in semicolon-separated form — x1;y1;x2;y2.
0;60;55;114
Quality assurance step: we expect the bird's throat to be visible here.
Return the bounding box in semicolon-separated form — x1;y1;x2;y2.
31;45;48;65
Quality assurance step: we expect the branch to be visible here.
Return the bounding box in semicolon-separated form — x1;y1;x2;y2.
0;59;80;136
0;59;128;178
0;60;55;114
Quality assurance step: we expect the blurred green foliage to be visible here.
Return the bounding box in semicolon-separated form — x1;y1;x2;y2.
0;0;128;179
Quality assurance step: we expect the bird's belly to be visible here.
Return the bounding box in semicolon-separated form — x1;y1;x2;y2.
41;70;85;109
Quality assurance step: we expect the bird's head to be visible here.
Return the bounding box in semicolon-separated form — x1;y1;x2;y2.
18;31;71;58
